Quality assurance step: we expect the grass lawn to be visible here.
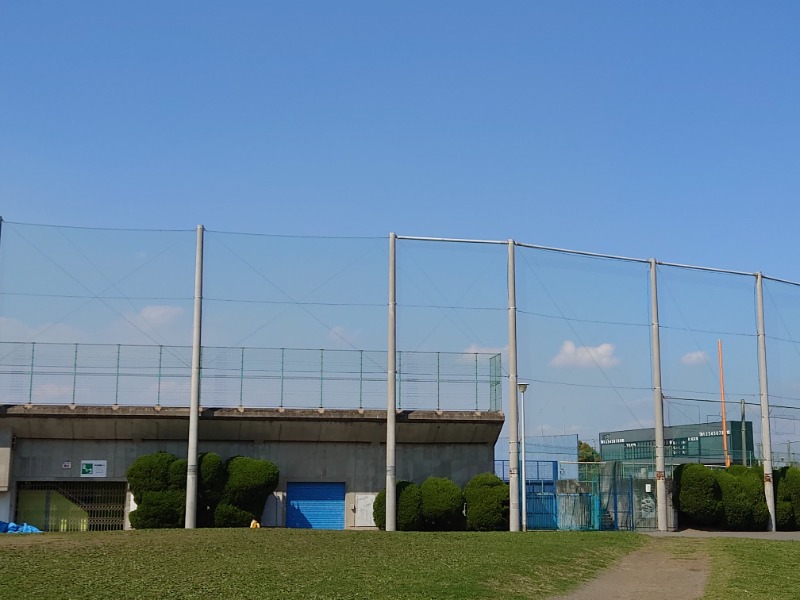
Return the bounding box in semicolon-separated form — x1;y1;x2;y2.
0;529;644;600
703;537;800;600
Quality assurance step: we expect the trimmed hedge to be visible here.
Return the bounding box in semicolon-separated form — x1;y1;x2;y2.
717;470;768;531
129;490;185;529
678;464;722;528
127;451;279;529
420;477;464;531
776;466;800;531
464;472;509;531
126;452;178;503
214;503;255;528
372;480;424;531
221;456;280;519
168;458;188;490
678;463;773;531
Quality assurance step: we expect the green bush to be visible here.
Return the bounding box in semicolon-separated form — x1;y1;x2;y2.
778;467;800;505
221;456;280;518
717;471;768;531
197;452;227;527
126;451;177;503
776;500;796;531
420;477;464;531
678;464;723;528
397;481;423;531
373;488;387;530
168;458;188;490
200;452;227;501
372;481;423;531
464;472;509;531
214;502;255;528
129;490;185;529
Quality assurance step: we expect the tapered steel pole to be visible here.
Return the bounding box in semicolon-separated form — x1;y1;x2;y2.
519;384;529;532
756;272;776;531
508;240;520;532
649;259;667;532
185;225;204;528
386;233;397;531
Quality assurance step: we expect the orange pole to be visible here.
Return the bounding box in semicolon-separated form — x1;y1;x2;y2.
718;340;731;468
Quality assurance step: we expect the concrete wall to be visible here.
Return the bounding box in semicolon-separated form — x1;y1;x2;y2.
1;405;502;528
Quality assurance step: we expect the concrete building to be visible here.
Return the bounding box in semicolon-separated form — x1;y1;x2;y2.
0;404;502;531
599;420;755;471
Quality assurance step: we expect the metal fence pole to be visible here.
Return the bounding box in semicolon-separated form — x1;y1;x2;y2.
156;345;163;406
649;259;667;532
72;343;78;405
280;348;285;408
386;232;397;532
239;347;245;409
114;344;121;406
507;240;520;532
28;342;35;405
756;272;776;531
474;353;479;411
320;349;324;408
185;224;204;529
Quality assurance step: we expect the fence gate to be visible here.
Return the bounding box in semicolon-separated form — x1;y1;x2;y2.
16;481;126;532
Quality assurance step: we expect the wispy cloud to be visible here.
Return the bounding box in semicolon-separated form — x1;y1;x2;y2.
138;305;184;326
549;340;620;368
681;350;708;366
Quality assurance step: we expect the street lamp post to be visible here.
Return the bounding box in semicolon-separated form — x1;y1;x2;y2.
518;383;529;532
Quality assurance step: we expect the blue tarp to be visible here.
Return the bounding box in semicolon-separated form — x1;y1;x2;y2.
0;521;42;534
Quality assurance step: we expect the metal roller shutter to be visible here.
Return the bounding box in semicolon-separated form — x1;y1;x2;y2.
285;482;345;530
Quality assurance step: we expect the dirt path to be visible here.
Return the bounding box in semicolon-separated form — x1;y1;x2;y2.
549;540;709;600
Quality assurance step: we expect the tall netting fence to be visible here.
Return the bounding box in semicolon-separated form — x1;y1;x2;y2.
395;238;508;414
0;224;501;411
514;246;652;448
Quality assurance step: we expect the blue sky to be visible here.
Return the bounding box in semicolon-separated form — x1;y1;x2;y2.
2;3;800;451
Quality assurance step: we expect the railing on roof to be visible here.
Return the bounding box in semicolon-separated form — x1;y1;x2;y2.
0;342;503;412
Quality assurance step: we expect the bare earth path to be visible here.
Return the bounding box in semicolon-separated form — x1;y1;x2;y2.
549;538;709;600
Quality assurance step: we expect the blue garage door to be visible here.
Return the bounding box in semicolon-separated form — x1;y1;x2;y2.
286;482;346;530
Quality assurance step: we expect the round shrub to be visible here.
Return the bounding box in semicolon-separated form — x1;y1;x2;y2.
420;477;464;531
678;464;722;528
214;502;255;528
168;458;188;490
397;481;423;531
127;452;178;503
221;456;280;518
372;481;423;531
129;489;185;529
465;472;509;531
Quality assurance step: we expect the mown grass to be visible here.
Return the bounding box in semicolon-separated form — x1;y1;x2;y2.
703;538;800;600
0;529;644;600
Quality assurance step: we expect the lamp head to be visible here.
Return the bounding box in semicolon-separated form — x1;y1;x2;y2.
517;383;528;394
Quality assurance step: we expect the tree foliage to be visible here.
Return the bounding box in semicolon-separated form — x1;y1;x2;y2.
578;441;600;462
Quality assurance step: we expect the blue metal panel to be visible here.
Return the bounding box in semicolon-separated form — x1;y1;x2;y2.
286;482;345;530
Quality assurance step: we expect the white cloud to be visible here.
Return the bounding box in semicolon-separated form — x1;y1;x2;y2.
681;350;708;366
138;305;184;326
549;340;620;368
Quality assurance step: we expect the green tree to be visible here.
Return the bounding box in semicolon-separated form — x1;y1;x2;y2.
578;440;599;462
